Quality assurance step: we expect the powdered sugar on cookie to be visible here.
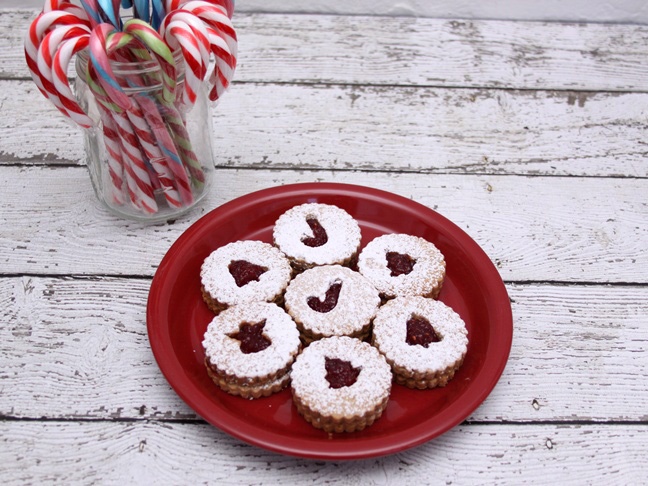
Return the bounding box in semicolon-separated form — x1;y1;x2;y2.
201;240;292;306
202;302;301;380
273;203;361;267
358;233;445;299
372;296;468;373
284;265;380;337
291;336;392;418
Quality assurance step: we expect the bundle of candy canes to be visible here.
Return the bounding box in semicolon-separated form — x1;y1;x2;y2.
25;0;237;214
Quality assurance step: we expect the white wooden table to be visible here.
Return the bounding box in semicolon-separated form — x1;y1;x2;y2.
1;8;647;483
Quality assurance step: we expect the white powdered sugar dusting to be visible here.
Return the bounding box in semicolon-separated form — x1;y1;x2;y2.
372;296;468;373
357;233;445;297
201;240;292;305
290;336;392;418
202;302;301;379
273;203;362;265
284;265;380;336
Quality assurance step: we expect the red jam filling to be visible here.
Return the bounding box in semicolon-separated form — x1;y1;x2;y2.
406;314;441;347
386;251;417;277
228;320;272;354
228;260;268;287
324;357;361;388
307;281;342;313
301;218;328;247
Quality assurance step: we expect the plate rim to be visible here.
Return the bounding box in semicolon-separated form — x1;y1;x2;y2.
147;182;513;460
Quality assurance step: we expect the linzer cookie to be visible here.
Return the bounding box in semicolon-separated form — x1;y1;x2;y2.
202;302;301;399
357;233;445;300
283;265;380;344
200;240;292;314
372;296;468;389
290;336;392;433
273;203;362;271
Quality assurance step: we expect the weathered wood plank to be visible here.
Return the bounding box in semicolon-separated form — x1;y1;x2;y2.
3;10;648;91
1;421;646;483
2;80;647;177
0;166;646;282
1;277;646;422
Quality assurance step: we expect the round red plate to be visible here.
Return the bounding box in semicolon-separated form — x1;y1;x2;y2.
147;182;513;460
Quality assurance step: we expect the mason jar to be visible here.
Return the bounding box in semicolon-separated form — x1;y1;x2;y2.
74;50;214;223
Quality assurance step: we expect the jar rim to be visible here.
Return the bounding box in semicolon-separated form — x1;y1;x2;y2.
76;48;184;76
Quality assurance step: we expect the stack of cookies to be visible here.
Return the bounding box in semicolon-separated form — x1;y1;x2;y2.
199;202;469;433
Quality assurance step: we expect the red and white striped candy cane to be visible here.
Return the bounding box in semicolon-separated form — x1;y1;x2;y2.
179;1;237;101
86;38;159;213
164;0;234;18
43;0;91;19
102;30;186;209
36;25;94;126
51;29;93;124
25;11;94;127
44;30;127;205
96;104;127;205
204;24;235;101
159;9;210;108
127;98;185;208
105;32;195;207
84;63;144;209
136;95;196;203
112;111;159;213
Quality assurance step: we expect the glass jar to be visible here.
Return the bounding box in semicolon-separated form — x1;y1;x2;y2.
74;50;214;223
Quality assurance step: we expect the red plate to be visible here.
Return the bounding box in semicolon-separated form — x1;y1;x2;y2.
147;182;512;460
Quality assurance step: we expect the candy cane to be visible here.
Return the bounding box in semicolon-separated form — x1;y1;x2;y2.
127;98;185;207
133;0;150;23
164;0;234;19
104;31;194;206
35;25;95;128
161;101;206;187
86;38;159;213
114;30;204;189
150;0;166;30
51;32;92;119
178;1;237;100
79;0;104;27
25;11;91;115
122;18;177;104
112;110;160;213
159;9;211;108
35;26;126;205
97;0;122;29
204;25;235;101
43;0;91;21
96;104;127;205
84;64;148;210
108;32;197;207
89;23;132;110
136;94;196;202
181;1;237;57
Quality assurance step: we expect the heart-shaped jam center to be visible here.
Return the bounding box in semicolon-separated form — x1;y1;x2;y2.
301;217;328;247
386;251;416;277
228;320;272;354
228;260;268;287
307;281;342;313
406;314;441;348
324;357;361;388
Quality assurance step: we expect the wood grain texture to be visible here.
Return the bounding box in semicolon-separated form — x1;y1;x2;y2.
2;80;648;177
3;10;648;91
0;167;646;282
1;277;647;422
2;7;647;482
1;421;646;483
